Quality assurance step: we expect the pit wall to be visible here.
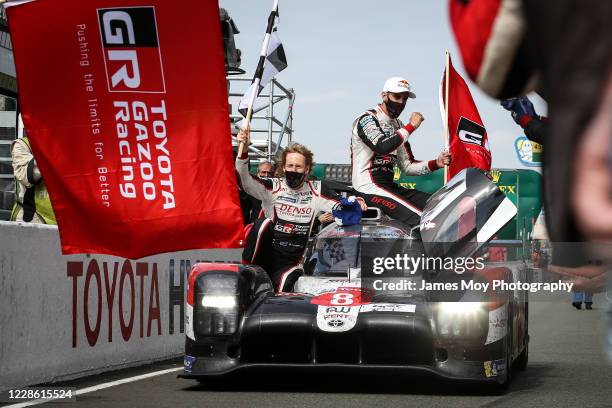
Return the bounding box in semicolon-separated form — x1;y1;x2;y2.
0;221;241;391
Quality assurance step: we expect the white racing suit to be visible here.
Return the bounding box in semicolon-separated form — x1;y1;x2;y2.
351;105;440;225
236;157;340;292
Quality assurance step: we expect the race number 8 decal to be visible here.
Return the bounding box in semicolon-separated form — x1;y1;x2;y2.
330;293;354;305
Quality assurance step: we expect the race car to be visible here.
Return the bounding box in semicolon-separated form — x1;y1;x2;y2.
180;168;529;388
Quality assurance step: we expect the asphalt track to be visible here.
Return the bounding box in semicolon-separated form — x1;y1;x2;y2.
4;295;611;408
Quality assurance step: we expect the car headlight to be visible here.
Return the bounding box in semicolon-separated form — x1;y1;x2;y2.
435;302;487;338
194;273;241;337
201;295;237;309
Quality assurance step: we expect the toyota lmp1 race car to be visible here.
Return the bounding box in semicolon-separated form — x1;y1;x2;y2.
180;169;529;389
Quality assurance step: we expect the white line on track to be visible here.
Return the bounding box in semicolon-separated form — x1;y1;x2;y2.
5;367;183;407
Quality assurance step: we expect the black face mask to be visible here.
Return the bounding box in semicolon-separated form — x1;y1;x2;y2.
384;97;406;119
285;171;306;189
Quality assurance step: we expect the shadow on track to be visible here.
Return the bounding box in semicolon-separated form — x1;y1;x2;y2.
180;363;556;396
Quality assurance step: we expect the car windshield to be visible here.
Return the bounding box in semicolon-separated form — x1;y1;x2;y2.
420;168;517;258
304;236;360;276
360;237;429;275
304;233;428;279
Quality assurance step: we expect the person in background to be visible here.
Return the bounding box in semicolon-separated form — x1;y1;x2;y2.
572;290;594;310
248;161;275;223
234;149;256;226
501;100;608;300
487;235;507;262
10;134;56;224
501;96;546;145
257;161;274;178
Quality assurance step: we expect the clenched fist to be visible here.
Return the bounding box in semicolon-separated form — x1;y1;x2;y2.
409;112;425;129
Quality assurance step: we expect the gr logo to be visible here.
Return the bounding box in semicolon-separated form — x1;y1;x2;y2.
457;117;486;146
97;7;166;93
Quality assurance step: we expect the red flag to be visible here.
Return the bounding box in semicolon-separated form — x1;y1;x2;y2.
440;56;491;182
6;0;243;258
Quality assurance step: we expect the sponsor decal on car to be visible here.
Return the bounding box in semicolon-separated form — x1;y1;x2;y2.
370;196;396;210
185;303;195;341
184;355;196;373
328;319;344;328
316;305;360;333
293;277;359;295
311;287;372;306
485;304;508;345
312;287;372;333
484;358;506;377
359;303;416;313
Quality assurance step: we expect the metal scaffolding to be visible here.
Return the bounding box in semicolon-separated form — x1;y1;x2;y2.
0;6;16;220
228;77;295;164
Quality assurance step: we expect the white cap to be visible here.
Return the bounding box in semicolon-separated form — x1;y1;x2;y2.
382;77;416;98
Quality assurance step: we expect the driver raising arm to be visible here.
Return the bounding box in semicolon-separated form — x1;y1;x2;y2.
351;77;451;225
236;128;366;292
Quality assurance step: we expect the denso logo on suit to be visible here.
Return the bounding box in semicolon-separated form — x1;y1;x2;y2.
277;203;313;215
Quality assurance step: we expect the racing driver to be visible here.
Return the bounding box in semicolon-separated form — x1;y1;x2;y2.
351;77;451;225
236;128;367;292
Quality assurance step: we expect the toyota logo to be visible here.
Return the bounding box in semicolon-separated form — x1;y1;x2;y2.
328;319;344;328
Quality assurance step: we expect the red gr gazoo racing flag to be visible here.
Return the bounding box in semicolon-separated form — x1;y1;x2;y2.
440;56;492;182
6;0;243;258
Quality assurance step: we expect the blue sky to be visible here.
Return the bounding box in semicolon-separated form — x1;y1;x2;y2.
220;0;546;169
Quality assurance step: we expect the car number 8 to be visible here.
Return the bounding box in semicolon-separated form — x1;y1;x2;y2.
330;293;354;305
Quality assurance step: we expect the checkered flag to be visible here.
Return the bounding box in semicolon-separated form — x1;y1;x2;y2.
238;0;288;118
325;240;346;264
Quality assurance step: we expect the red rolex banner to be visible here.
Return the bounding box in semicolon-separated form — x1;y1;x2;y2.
6;0;243;258
440;56;492;182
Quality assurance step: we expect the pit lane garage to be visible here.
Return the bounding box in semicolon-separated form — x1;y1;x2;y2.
180;169;529;389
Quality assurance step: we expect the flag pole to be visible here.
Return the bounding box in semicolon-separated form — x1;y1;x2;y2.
443;50;450;184
237;77;260;158
237;0;279;158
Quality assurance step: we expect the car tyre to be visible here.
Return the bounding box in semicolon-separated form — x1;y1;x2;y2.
515;302;529;371
492;303;513;393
